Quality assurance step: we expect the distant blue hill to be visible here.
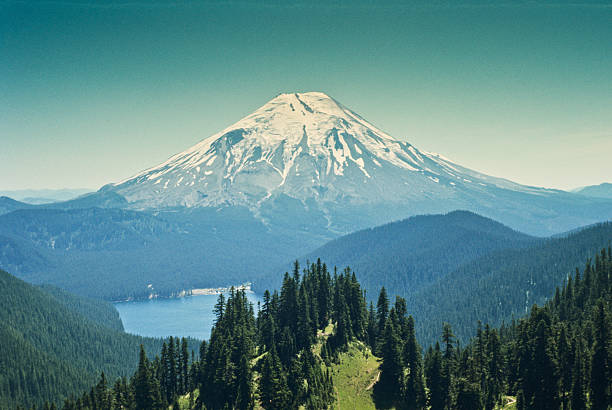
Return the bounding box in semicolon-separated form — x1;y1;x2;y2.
573;182;612;199
256;210;537;296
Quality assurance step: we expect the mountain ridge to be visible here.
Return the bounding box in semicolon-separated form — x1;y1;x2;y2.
98;91;612;236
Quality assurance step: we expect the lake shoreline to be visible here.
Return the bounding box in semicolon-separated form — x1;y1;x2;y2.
112;282;253;303
113;286;262;340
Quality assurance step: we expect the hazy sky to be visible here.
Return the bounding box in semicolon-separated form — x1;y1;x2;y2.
1;0;611;191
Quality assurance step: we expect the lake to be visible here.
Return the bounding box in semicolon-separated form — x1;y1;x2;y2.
114;292;262;340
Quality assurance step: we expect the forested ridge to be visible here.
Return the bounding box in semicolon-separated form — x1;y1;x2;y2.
258;211;537;297
375;247;611;409
0;270;197;408
37;284;125;331
269;213;611;349
409;222;612;346
26;247;611;409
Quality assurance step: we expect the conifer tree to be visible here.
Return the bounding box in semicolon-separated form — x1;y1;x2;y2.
259;290;276;351
570;339;587;410
441;323;456;409
379;310;403;403
403;315;426;409
590;299;611;409
296;282;313;350
425;343;445;410
375;287;389;354
180;337;189;395
258;349;290;410
133;345;158;410
530;318;559;410
235;354;254;410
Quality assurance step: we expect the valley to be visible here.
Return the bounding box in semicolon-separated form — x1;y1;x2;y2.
1;92;611;409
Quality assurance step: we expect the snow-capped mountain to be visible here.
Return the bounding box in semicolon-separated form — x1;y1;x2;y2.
103;92;609;235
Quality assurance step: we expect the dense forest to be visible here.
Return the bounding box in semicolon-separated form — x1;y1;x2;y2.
258;211;536;297
0;270;199;408
26;247;611;409
0;205;328;300
409;222;612;345
374;247;611;409
270;214;611;347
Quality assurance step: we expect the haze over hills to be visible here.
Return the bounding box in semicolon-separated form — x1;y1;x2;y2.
0;189;91;204
573;182;612;199
1;92;612;300
257;210;537;295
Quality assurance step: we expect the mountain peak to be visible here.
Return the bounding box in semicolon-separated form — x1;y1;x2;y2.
107;92;547;218
253;91;350;121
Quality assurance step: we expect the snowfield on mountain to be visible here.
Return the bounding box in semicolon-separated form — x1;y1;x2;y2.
103;92;612;236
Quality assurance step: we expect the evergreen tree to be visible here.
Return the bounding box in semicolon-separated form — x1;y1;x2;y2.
530;319;559;410
425;343;445;410
378;311;403;403
375;287;389;354
403;315;426;409
258;349;290;410
235;354;254;410
441;323;456;409
570;339;587;410
590;299;611;409
133;345;158;409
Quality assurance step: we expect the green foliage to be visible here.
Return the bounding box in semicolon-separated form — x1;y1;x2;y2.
410;222;612;346
0;269;173;408
8;246;612;410
261;210;535;300
372;248;611;409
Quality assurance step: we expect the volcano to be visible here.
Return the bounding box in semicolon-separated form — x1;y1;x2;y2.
102;92;611;236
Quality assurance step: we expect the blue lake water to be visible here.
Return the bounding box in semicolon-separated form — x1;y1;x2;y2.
114;292;262;340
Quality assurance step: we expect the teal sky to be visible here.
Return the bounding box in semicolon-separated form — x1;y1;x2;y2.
1;0;611;191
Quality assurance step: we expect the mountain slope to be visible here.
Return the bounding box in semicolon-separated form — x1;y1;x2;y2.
0;196;33;216
103;91;612;236
574;182;612;199
257;210;537;296
38;284;125;331
409;222;612;345
0;207;176;251
0;206;327;299
0;268;170;407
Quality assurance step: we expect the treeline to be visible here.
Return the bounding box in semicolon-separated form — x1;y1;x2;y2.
26;248;611;409
409;222;612;346
281;210;536;301
375;248;611;409
0;269;180;408
47;261;370;409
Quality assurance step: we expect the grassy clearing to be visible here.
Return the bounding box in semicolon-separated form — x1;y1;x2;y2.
175;389;198;409
325;341;380;410
494;395;517;409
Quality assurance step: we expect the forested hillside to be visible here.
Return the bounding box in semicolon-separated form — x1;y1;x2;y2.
0;196;33;216
0;269;194;408
58;261;358;409
0;206;328;300
38;284;125;331
410;222;612;345
41;248;610;409
261;211;536;296
375;247;611;409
